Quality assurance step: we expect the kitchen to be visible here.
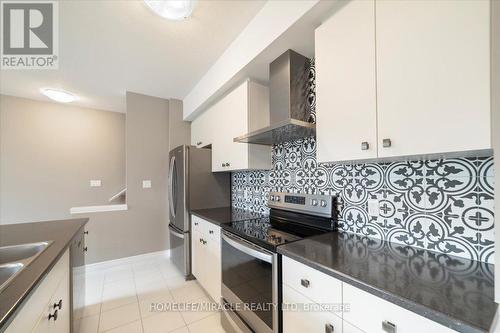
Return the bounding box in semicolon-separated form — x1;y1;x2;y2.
0;0;499;333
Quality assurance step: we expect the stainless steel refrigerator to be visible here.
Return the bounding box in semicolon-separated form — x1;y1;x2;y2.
168;145;230;279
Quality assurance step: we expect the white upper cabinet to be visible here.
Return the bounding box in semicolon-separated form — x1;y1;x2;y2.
376;0;491;158
316;0;377;163
191;107;215;149
316;0;492;162
192;80;271;172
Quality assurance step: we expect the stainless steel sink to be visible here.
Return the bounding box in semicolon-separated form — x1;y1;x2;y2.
0;241;51;265
0;263;24;291
0;241;53;292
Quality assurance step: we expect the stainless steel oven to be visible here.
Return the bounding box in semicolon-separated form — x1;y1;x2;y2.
221;231;278;333
220;192;339;333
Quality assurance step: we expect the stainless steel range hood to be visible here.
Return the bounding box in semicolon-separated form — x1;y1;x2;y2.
234;50;315;145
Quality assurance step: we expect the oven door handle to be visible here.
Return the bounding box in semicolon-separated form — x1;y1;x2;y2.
222;232;273;264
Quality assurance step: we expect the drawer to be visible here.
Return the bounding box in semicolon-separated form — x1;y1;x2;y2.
283;283;343;333
191;215;206;234
206;223;220;240
282;256;342;310
343;283;456;333
343;321;365;333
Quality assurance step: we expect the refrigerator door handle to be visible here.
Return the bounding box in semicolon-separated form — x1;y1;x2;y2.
169;224;184;239
168;155;176;219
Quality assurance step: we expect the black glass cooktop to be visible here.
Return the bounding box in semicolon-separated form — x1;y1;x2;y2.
221;209;337;252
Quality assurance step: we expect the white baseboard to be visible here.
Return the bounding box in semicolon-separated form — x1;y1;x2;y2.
85;249;170;272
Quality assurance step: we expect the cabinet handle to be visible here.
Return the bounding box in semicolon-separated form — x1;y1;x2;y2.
325;323;334;333
361;142;369;150
209;230;214;234
197;141;202;146
226;162;230;167
199;238;203;243
383;138;392;148
300;279;310;288
83;246;88;252
194;222;199;226
221;163;225;167
84;231;89;235
53;299;63;310
382;320;397;333
48;309;58;321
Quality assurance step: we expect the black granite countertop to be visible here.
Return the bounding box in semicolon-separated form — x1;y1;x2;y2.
190;207;267;226
277;231;497;333
0;218;88;330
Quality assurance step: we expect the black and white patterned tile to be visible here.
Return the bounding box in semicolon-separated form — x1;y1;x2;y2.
231;137;495;264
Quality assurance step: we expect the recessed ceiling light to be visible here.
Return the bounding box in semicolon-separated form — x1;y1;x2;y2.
144;0;197;20
40;88;78;103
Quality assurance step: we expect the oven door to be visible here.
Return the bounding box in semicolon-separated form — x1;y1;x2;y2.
221;231;278;333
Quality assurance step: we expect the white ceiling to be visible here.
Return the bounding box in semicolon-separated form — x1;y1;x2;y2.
0;0;266;112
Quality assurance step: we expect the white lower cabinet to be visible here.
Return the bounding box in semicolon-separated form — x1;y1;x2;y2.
191;215;221;303
342;321;364;333
282;256;342;307
204;236;221;302
343;284;455;333
283;284;343;333
47;269;70;333
6;250;70;333
282;256;458;333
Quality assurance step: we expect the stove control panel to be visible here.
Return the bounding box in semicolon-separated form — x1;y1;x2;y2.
268;192;337;218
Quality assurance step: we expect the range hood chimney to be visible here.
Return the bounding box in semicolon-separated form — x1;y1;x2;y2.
234;50;315;145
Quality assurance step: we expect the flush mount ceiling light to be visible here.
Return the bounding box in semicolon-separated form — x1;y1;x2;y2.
144;0;197;20
40;88;78;103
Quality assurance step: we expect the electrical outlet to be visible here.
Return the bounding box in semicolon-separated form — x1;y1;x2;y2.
90;180;101;187
368;199;379;217
142;180;152;189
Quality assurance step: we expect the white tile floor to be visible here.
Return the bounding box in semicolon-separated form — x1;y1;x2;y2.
77;254;226;333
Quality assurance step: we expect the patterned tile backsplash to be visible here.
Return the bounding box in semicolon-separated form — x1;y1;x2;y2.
231;137;495;264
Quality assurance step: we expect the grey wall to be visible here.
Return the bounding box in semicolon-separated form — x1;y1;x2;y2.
125;91;170;255
0;95;125;224
83;93;190;264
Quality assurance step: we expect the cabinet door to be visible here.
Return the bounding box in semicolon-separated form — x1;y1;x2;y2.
376;0;491;158
49;272;70;333
192;230;202;279
212;82;249;172
191;107;214;149
282;284;343;333
316;0;377;162
205;234;221;303
33;313;51;333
